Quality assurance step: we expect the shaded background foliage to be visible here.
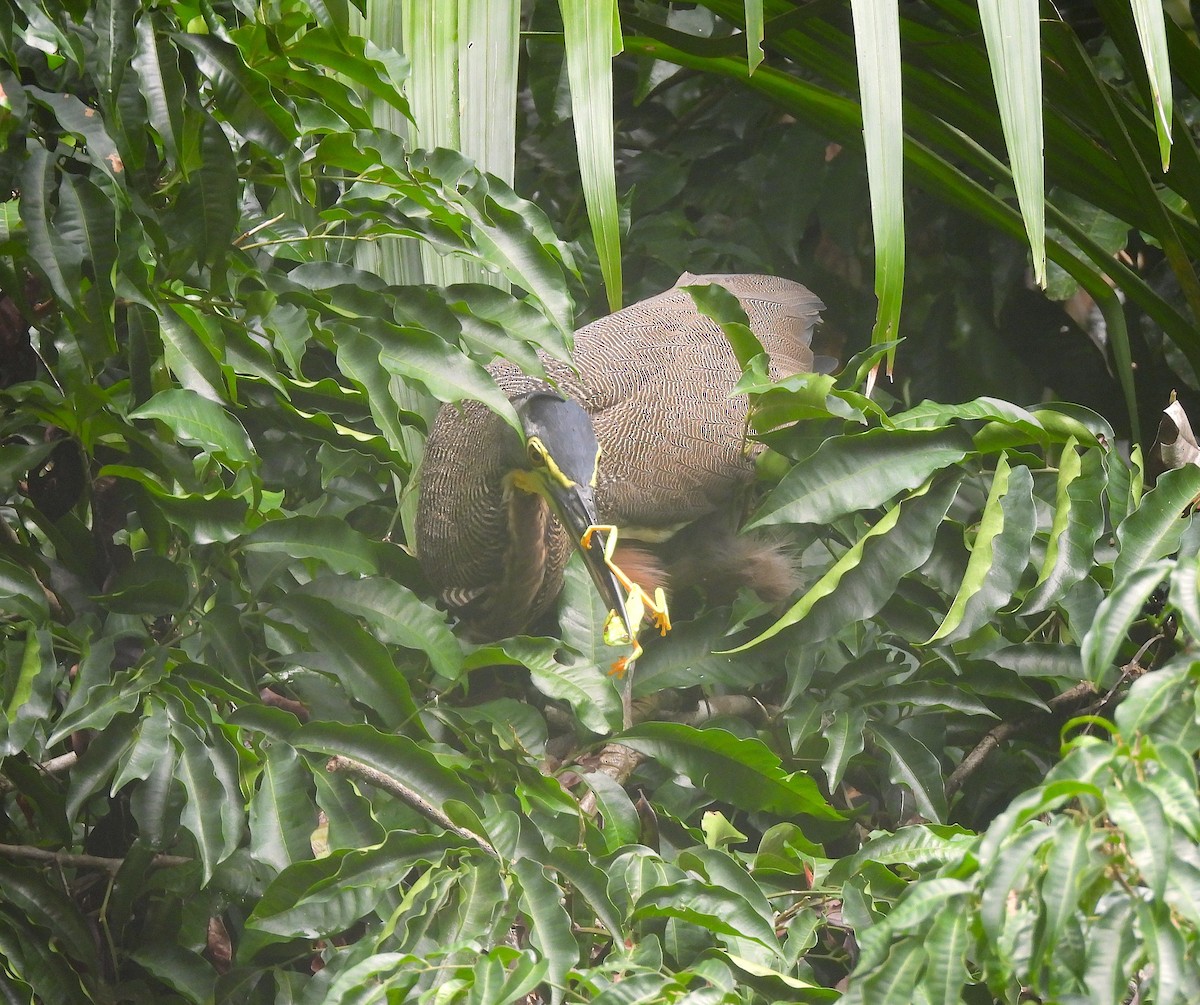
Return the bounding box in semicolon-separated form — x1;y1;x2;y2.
1;0;1199;1002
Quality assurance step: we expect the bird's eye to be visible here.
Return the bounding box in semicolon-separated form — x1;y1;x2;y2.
527;439;546;465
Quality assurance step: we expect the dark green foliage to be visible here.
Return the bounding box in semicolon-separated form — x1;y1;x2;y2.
1;1;1199;1002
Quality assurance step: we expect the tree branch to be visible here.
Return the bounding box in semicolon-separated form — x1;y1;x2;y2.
0;842;191;873
325;755;499;860
946;680;1100;798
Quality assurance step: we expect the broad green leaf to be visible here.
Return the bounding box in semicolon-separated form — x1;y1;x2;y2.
130;388;252;463
745;0;764;74
870;723;946;822
1114;661;1192;738
168;708;243;885
850;0;905;364
298;575;461;682
1107;780;1169;900
978;826;1053;943
546;847;624;941
978;0;1045;285
1083;899;1137;1003
577;769;640;852
748;427;971;528
561;0;622;310
132;15;186;163
826;824;974;886
249;742;315;874
921;903;971;1005
930;457;1035;642
241;517;380;576
634;877;782;955
174;112;238;268
1113;464;1200;587
1130;0;1173;170
0;861;99;970
276;594;419;730
1035;819;1096;970
1137;898;1188;1005
1;628;58;759
266;718;482;819
19;146;80;311
246;831;460;940
735;472;962;649
0;560;49;623
822;706;867;790
127;943;214;1004
840;939;925;1005
1081;560;1171;683
1022;443;1106;615
344;319;520;434
1169;550;1200;641
619;722;841;819
175;34;295;154
513;858;577;1004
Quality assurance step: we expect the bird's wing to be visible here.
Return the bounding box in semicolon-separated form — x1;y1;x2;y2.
571;275;824;528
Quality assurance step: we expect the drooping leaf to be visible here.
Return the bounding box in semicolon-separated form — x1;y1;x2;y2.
619;722;841;819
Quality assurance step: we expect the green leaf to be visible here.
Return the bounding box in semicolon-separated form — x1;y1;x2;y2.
1022;443;1106;615
298;575;462;682
921;903;971;1005
822;706;867;791
577;769;640;852
1035;820;1096;970
130;388;253;463
246;831;461;942
978;0;1045;284
619;722;841;819
1113;464;1200;587
1138;898;1188;1005
0;862;99;970
174;112;238;268
248;742;314;874
1107;780;1169;900
133;15;186;164
1081;559;1171;683
168;704;243;885
734;472;962;649
344;319;520;434
276;594;419;730
634;876;782;955
0;561;49;623
175;34;295;154
930;457;1035;642
560;0;622;310
241;517;380;576
870;723;947;822
1130;0;1173;170
513;858;577;1004
1;628;58;759
850;0;905;363
748;427;971;528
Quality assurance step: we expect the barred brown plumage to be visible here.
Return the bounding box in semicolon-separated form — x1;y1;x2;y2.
416;273;824;644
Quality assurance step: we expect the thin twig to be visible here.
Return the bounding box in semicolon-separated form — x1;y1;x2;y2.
0;751;79;793
0;843;191;873
946;680;1100;798
325;755;499;860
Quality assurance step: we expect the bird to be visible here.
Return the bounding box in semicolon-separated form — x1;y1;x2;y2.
415;272;825;652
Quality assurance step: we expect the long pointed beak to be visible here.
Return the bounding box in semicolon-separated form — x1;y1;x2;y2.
545;482;637;645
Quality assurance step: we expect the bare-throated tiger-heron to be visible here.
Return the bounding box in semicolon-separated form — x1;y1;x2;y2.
416;273;824;653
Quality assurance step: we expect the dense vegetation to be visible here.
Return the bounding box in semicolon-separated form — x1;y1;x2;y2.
1;1;1199;1002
